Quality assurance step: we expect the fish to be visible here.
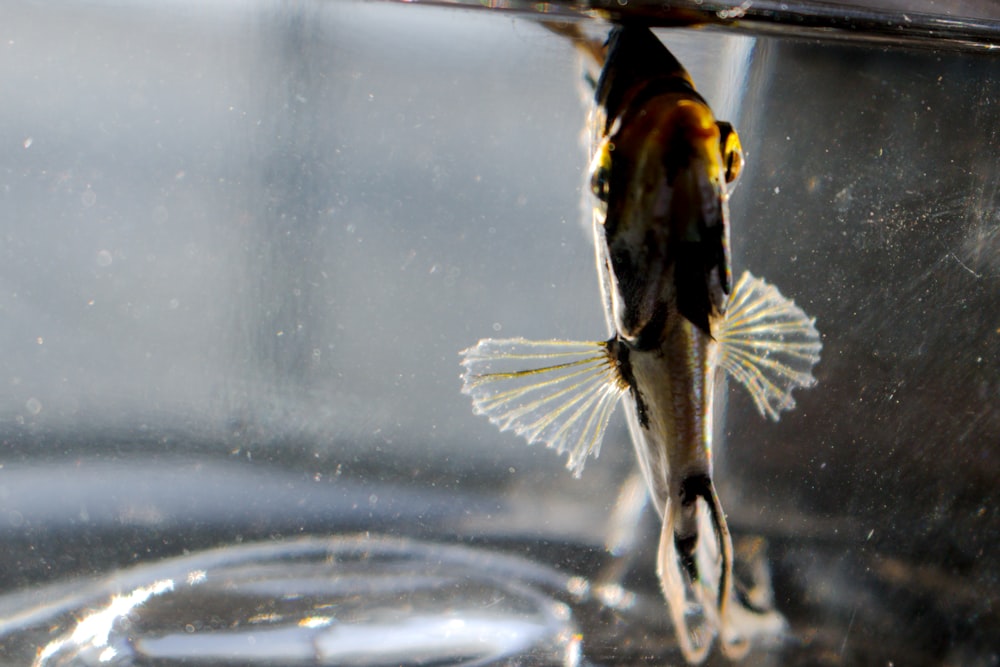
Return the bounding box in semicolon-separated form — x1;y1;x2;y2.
460;25;822;663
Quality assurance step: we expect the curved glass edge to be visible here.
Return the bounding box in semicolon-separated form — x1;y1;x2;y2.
0;535;587;667
391;0;1000;51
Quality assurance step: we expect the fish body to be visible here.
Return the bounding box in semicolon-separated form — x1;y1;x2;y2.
461;25;821;663
593;26;741;660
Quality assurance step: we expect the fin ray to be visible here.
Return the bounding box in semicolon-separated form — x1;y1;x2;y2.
717;272;822;421
460;338;626;477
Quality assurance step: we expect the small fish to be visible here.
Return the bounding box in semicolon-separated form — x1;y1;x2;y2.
460;25;821;663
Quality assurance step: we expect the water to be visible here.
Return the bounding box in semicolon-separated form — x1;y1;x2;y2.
0;1;997;664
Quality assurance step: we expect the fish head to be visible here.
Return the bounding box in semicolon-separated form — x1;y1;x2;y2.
591;94;743;346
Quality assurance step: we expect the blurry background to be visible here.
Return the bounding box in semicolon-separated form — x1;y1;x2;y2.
0;0;997;664
0;0;751;579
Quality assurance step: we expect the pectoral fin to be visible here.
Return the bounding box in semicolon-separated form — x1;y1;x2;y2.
717;271;823;420
459;338;627;476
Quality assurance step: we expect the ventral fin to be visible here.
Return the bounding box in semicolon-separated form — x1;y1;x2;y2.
459;338;627;477
657;496;716;664
717;271;823;421
657;492;788;664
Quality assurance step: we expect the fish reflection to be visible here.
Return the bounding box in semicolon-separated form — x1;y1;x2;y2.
461;25;821;663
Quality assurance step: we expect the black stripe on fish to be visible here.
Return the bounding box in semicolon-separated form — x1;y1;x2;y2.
607;337;650;429
679;474;713;507
674;232;729;336
605;75;709;138
675;533;699;583
635;302;670;352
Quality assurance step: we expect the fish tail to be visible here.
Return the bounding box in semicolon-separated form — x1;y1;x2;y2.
657;474;751;662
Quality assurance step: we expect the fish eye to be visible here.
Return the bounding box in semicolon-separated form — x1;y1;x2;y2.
589;138;613;204
716;121;744;187
592;165;610;202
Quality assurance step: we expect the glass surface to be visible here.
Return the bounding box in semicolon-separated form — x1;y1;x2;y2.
0;1;997;665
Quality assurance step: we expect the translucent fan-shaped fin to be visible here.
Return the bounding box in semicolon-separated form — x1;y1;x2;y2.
717;272;823;421
460;338;627;477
